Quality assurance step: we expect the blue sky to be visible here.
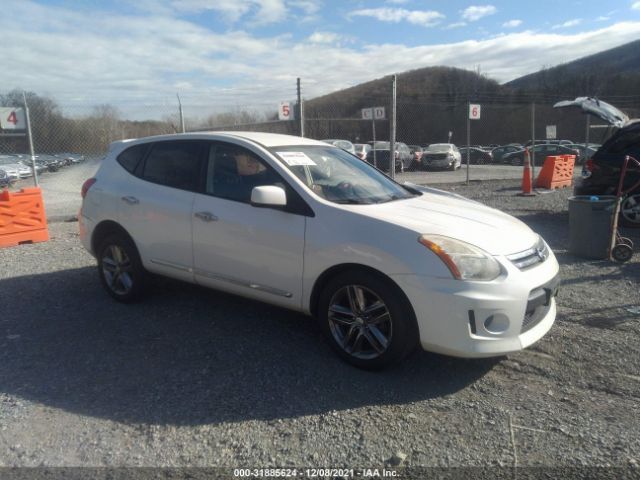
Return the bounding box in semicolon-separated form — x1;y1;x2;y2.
3;0;640;117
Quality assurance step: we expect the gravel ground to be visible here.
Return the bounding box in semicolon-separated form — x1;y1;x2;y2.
1;168;639;475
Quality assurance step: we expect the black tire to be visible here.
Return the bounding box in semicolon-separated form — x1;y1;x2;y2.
317;270;419;370
97;233;148;303
612;244;633;263
511;156;523;166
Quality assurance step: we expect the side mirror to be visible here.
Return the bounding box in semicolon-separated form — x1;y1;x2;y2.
251;185;287;207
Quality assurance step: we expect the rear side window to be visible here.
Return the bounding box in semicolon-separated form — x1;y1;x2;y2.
117;144;148;173
141;141;203;191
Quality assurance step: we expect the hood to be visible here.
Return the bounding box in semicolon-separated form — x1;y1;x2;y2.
359;185;539;256
553;97;629;128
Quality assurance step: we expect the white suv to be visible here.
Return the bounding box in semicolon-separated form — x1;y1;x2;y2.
80;132;559;369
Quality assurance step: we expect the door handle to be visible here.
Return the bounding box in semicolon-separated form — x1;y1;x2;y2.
121;196;139;205
194;211;218;222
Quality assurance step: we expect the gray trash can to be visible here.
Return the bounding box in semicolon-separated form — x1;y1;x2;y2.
568;195;617;259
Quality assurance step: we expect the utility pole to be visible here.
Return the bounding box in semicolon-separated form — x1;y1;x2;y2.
297;78;305;137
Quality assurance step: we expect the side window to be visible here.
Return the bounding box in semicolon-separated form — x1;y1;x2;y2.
141;141;202;191
117;144;148;173
206;143;282;203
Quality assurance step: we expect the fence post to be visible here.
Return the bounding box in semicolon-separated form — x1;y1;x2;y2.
466;100;470;186
389;74;397;180
531;102;536;179
177;93;185;133
372;119;377;168
22;92;39;187
297;78;305;137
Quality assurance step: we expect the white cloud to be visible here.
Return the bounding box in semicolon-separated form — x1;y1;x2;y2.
552;19;582;29
445;22;467;29
308;31;341;43
350;8;445;27
633;2;640;10
461;5;497;22
289;0;322;14
171;0;297;24
4;2;640;118
503;19;522;28
386;0;410;3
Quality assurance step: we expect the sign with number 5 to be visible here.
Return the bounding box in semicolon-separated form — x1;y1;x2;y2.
0;108;26;130
278;102;294;121
469;104;481;120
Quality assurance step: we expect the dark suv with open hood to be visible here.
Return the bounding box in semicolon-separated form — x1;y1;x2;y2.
554;97;640;226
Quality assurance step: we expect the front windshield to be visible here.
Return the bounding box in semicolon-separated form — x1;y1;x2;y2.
272;145;418;205
425;144;451;153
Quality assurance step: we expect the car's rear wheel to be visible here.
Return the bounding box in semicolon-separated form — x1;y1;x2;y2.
317;271;418;369
621;194;640;227
97;233;147;303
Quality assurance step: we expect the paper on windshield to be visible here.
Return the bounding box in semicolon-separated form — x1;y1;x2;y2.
277;151;317;166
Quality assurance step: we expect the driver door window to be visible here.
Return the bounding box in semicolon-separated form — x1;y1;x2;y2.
206;144;280;203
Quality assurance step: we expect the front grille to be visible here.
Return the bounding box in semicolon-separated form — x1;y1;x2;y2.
507;238;549;270
521;275;560;333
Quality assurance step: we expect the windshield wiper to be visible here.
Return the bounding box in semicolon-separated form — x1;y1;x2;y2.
334;199;370;205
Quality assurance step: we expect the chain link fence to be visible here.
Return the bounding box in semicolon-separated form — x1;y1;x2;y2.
1;87;638;217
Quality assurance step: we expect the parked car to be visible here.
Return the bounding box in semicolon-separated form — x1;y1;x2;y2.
353;143;371;161
420;143;462;170
395;142;413;171
525;139;573;147
555;97;640;227
0;168;10;188
365;141;410;172
491;145;522;163
321;139;356;155
408;145;423;169
502;144;580;166
458;147;493;165
0;156;33;179
55;153;86;164
565;144;598;164
79;132;559;368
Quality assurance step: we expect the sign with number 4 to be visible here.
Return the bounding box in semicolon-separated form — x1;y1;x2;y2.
0;108;26;130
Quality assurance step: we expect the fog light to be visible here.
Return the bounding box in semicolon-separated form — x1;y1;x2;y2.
484;314;510;334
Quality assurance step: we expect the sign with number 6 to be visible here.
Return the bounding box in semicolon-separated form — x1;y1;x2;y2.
469;104;481;120
0;108;26;130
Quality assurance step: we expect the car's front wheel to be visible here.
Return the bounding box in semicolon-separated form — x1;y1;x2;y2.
97;233;148;303
317;271;418;369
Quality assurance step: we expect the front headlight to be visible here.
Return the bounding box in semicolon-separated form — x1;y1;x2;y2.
418;234;502;281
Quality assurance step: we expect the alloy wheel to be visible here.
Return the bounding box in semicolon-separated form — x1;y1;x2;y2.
101;244;134;295
327;285;393;360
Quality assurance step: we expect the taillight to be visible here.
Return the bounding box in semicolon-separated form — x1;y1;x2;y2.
585;159;598;172
81;178;97;198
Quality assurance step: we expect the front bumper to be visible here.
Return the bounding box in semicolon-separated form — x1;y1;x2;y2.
423;159;454;169
390;249;560;357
